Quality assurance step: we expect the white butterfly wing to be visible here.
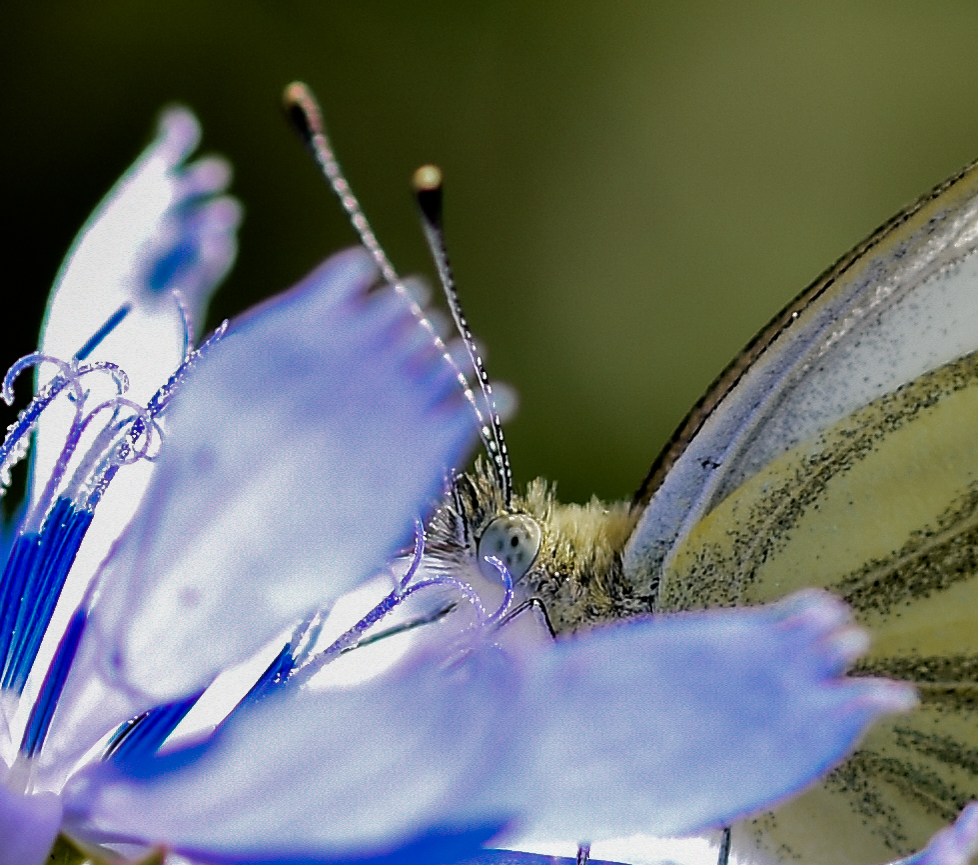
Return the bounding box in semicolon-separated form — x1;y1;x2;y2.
621;158;978;864
624;157;978;594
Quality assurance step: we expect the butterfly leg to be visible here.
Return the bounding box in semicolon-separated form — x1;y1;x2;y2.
496;596;556;637
717;827;731;865
340;601;457;653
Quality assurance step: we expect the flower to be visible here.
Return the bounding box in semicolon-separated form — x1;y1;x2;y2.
0;107;476;864
0;105;974;865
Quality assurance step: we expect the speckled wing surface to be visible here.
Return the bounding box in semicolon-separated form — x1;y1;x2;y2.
622;155;978;864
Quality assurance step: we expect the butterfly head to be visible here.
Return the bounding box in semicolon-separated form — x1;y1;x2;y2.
424;460;647;636
282;83;653;640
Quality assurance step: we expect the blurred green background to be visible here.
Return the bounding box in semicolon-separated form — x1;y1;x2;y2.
5;1;978;505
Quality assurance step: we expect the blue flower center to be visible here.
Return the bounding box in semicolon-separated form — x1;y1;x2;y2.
0;312;227;763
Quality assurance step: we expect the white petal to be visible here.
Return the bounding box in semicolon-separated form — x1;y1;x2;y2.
89;247;477;701
33;107;240;497
38;107;238;393
10;109;241;746
480;590;916;842
60;646;518;857
24;106;240;614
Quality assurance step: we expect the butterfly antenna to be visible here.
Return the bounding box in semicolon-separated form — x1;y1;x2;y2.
283;81;399;284
412;164;513;507
282;82;502;480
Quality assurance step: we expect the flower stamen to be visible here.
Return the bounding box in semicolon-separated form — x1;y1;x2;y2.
0;317;227;764
101;690;203;764
20;606;88;758
0;499;94;696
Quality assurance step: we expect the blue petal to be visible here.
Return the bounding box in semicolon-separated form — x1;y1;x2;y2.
85;247;477;701
0;785;62;865
472;590;916;842
60;643;519;855
60;591;907;860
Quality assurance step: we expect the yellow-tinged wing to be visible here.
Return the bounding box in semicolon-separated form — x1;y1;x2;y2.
624;154;978;599
615;146;978;864
656;282;978;865
435;120;978;864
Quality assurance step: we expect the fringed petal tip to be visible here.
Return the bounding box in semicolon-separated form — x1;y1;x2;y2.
39;101;241;410
155;106;202;166
491;590;916;842
142;117;241;317
144;190;242;314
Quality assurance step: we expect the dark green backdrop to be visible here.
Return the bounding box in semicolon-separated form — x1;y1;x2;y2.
5;2;978;504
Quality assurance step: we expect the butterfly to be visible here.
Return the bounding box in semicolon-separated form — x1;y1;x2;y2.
420;153;978;865
284;81;978;865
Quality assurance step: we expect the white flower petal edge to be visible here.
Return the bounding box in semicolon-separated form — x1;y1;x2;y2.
60;590;913;860
38;107;239;404
22;108;242;687
34;107;241;501
82;246;474;703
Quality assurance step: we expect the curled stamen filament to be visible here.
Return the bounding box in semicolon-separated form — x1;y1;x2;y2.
73;360;130;397
31;397;159;525
87;321;228;511
145;318;227;420
397;519;426;592
171;288;196;365
477;555;515;627
3;353;81;406
2;354;141;518
75;398;158;462
0;357;86;473
288;522;434;682
0;356;87;525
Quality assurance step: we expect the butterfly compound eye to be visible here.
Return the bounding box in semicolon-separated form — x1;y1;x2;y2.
477;515;542;584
